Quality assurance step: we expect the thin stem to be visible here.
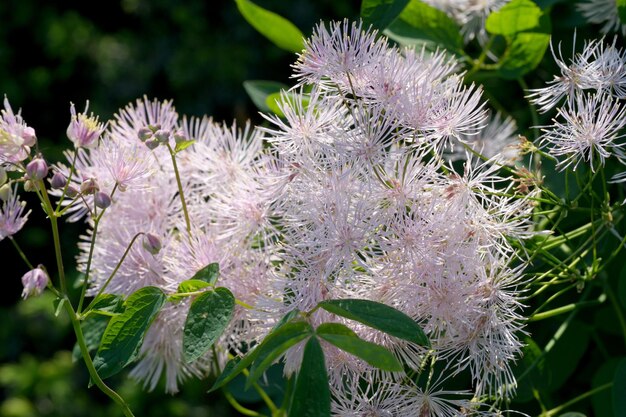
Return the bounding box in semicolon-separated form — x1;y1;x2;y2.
528;294;606;322
167;143;191;234
223;391;266;417
9;237;35;269
542;382;612;417
518;77;540;140
38;179;68;295
64;300;135;417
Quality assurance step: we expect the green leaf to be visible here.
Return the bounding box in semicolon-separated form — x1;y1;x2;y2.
177;279;211;294
361;0;410;30
265;92;310;118
53;297;66;317
93;286;166;379
592;358;621;417
316;323;403;372
174;140;196;153
243;80;288;113
558;413;586;417
190;262;220;285
183;287;235;363
235;0;304;53
319;299;429;346
618;264;626;310
89;293;125;314
289;337;330;417
384;0;463;55
618;0;626;24
247;321;313;387
496;13;551;79
485;0;542;36
545;320;590;392
512;337;548;402
614;358;626;417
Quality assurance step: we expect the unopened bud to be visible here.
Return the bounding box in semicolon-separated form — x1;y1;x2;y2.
173;130;186;144
23;180;37;192
94;191;112;209
148;124;161;133
142;233;162;255
0;167;6;186
65;185;79;198
21;126;37;147
137;127;153;142
26;158;48;181
50;172;67;189
145;139;160;150
21;266;49;299
154;129;170;143
80;178;99;194
0;184;10;201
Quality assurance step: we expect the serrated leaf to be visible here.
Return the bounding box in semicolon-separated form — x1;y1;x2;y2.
235;0;304;53
89;294;125;314
92;286;166;379
361;0;410;30
316;323;402;371
614;358;626;417
243;80;288;113
190;262;220;285
319;299;429;346
288;337;330;417
183;287;235;363
175;140;196;153
247;321;313;387
384;0;463;55
485;0;542;36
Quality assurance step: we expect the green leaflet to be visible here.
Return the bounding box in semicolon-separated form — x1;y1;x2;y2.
93;286;166;379
288;337;330;417
361;0;410;30
243;80;288;113
183;287;235;363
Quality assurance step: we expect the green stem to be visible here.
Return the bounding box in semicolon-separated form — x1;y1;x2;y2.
604;281;626;348
223;391;266;417
542;382;612;417
38;179;68;295
64;300;135;417
528;294;606;322
9;237;35;269
167;143;191;234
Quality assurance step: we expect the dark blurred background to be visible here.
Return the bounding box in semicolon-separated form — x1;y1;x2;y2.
0;1;358;416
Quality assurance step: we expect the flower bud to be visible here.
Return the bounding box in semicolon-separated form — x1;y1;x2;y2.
0;167;7;186
145;139;160;150
23;180;37;192
173;130;186;144
80;178;99;195
94;191;112;209
148;124;161;133
137;127;153;142
50;172;67;189
154;129;170;143
21;126;37;147
65;185;79;198
26;158;48;180
21;266;49;299
0;184;10;201
142;233;162;255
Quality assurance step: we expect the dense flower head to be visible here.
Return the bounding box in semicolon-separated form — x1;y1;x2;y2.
53;21;536;413
0;184;30;241
0;96;36;166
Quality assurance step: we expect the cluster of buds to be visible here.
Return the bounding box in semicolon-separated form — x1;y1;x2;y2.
137;124;185;150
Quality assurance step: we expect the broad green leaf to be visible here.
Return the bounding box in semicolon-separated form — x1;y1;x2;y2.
72;315;110;362
265;92;311;118
93;286;166;379
183;287;235;363
592;358;621;417
316;323;402;372
89;293;125;314
235;0;304;53
288;337;330;417
174;139;196;153
485;0;542;36
496;13;550;79
619;0;626;24
361;0;410;30
545;320;590;392
243;80;288;113
272;309;301;332
319;299;429;346
384;0;463;55
190;262;220;285
512;337;547;403
247;321;313;387
614;358;626;417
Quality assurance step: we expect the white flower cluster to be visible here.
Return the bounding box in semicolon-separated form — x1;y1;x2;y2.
52;21;535;416
528;36;626;172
